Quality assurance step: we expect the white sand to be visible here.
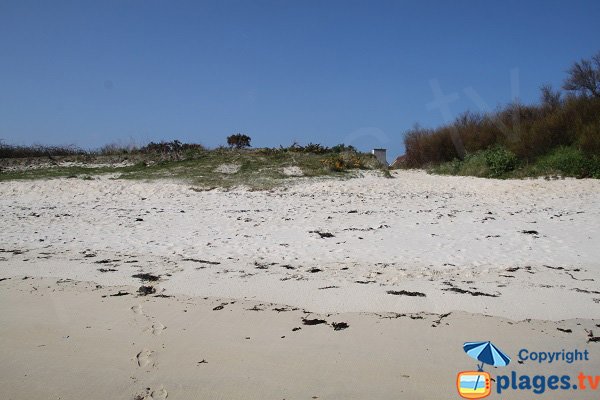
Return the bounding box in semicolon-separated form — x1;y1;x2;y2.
1;171;599;399
1;170;598;320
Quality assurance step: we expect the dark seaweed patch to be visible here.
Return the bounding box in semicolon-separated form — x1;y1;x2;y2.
182;258;221;265
302;318;327;326
331;322;349;331
137;285;156;296
442;287;499;297
557;328;572;333
309;230;335;238
386;290;426;297
521;230;539;235
132;273;160;282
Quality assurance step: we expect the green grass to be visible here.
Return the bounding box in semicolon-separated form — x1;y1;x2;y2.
0;148;386;189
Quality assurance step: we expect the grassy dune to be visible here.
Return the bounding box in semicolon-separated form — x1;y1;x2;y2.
0;146;386;189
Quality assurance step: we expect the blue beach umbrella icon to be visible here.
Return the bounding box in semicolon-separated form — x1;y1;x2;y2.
463;341;511;392
463;341;511;371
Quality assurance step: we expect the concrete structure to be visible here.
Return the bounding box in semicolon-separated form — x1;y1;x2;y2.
371;148;388;166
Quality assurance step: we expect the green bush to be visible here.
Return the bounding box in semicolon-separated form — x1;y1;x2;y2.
433;146;600;179
461;152;491;177
330;144;357;153
432;147;518;178
258;142;358;155
591;156;600;178
484;146;519;177
431;158;463;175
432;151;490;177
535;146;600;177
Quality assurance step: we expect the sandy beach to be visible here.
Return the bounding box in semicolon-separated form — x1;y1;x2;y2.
1;170;600;399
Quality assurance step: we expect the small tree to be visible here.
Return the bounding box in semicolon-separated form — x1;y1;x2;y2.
563;51;600;98
226;133;251;149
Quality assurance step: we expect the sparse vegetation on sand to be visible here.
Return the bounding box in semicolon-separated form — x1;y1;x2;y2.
0;140;386;189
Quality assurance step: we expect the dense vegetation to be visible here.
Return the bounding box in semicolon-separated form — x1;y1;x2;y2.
402;52;600;178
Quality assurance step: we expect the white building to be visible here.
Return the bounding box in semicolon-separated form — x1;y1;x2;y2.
371;148;387;166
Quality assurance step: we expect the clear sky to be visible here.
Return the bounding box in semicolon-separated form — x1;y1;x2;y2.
1;0;599;158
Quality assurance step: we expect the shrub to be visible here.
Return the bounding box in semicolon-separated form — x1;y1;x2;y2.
281;142;331;154
536;147;592;177
577;119;600;155
403;125;460;168
138;140;205;159
321;153;370;171
257;142;359;158
321;154;346;171
330;144;357;153
432;152;490;177
98;143;137;155
484;146;519;177
460;152;491;177
0;142;85;158
302;143;328;154
590;156;600;178
431;158;464;175
226;134;251;149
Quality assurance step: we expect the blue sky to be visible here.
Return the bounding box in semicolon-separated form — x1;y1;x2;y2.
1;0;599;158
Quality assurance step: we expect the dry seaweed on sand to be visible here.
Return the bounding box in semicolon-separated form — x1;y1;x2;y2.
331;322;349;331
131;273;160;282
137;285;156;296
309;230;335;238
386;290;426;297
182;258;221;265
442;287;499;297
521;230;539;235
302;318;327;326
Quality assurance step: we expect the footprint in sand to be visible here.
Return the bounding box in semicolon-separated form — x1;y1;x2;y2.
135;386;168;400
151;386;168;400
146;322;166;336
136;349;155;368
131;304;145;315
